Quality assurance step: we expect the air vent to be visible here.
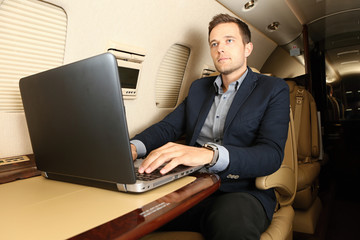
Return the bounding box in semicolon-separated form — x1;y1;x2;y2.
0;155;30;166
107;41;146;63
155;44;190;108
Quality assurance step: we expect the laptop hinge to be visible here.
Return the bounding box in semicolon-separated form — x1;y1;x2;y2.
116;183;127;192
41;172;49;178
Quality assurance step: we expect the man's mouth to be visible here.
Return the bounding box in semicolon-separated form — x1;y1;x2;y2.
218;57;230;62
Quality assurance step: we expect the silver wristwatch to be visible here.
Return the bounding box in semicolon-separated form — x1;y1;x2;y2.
203;143;219;168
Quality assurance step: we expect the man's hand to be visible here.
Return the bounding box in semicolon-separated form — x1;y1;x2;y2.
138;142;213;175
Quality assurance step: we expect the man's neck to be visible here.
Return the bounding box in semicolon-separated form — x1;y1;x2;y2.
221;66;247;92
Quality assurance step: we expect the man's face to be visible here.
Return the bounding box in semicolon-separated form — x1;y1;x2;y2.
209;22;253;77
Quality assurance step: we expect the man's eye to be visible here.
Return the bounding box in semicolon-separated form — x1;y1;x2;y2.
211;42;218;47
227;39;234;43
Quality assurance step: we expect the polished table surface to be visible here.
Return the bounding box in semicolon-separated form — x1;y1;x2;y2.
1;170;219;240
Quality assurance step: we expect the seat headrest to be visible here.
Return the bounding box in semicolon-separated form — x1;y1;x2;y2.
250;67;260;73
209;71;220;77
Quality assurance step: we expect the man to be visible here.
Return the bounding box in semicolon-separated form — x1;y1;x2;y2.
131;14;290;239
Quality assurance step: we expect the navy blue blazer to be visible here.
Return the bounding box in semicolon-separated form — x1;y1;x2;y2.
133;68;290;220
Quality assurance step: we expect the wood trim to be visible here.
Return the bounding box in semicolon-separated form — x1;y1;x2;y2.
69;173;220;240
0;154;40;184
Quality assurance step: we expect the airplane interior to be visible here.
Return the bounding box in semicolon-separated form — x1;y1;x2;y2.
0;0;359;239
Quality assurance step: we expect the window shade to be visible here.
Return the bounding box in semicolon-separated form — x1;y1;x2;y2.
155;44;190;108
0;0;67;111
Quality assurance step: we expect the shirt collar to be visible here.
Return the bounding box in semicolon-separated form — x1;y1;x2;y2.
213;68;248;94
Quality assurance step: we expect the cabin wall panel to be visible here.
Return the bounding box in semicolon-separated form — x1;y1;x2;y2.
48;0;230;137
0;0;277;157
261;46;305;78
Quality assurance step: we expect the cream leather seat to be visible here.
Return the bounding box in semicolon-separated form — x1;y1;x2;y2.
141;110;298;240
256;109;298;240
286;81;322;234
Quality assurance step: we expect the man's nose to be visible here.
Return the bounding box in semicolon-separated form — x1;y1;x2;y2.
217;42;225;53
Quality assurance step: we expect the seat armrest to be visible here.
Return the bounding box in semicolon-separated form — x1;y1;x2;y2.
256;110;298;207
256;166;296;206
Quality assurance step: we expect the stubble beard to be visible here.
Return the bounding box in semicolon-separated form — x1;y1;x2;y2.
216;64;242;76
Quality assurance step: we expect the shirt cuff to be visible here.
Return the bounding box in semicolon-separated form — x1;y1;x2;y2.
130;139;147;158
208;144;229;173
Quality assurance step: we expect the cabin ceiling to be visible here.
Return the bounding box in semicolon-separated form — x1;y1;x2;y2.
217;0;360;83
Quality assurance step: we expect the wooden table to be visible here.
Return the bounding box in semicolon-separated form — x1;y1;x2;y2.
1;161;219;240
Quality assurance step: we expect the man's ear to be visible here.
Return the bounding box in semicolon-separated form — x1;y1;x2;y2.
245;42;253;58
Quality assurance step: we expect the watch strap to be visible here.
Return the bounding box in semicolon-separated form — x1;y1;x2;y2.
203;143;219;168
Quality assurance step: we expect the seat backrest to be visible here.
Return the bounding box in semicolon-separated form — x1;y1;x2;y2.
256;110;298;207
286;81;319;163
326;84;341;122
326;95;340;122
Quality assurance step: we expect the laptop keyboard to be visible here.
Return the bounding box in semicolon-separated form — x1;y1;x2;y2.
135;168;164;181
135;165;189;181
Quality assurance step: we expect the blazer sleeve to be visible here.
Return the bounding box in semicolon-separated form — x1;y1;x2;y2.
131;77;216;153
131;99;187;152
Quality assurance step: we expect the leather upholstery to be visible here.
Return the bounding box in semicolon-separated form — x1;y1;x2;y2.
296;163;320;190
293;197;322;234
260;206;295;240
293;182;318;209
257;110;297;240
286;81;320;163
286;81;322;234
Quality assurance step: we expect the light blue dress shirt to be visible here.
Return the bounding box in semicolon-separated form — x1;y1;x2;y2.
196;70;248;172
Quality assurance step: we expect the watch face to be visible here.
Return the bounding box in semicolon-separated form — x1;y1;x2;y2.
204;144;217;150
204;145;214;151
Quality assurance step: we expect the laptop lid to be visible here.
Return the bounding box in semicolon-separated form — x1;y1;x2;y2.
20;53;202;192
20;53;137;185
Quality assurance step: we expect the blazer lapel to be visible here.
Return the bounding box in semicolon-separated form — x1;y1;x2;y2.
224;71;258;131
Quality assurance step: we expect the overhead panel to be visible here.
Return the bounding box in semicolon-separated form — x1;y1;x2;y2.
217;0;302;46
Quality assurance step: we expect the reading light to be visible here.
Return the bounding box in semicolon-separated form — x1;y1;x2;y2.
244;1;255;10
267;22;280;31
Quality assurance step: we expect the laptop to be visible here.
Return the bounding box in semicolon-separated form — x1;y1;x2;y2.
19;53;202;192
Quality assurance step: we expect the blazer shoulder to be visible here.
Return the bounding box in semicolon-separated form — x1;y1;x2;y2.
188;76;216;93
191;76;217;87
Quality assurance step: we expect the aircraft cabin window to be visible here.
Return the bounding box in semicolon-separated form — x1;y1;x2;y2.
155;44;190;108
0;0;67;111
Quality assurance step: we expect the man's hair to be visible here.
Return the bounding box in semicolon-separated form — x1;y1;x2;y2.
208;13;251;44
